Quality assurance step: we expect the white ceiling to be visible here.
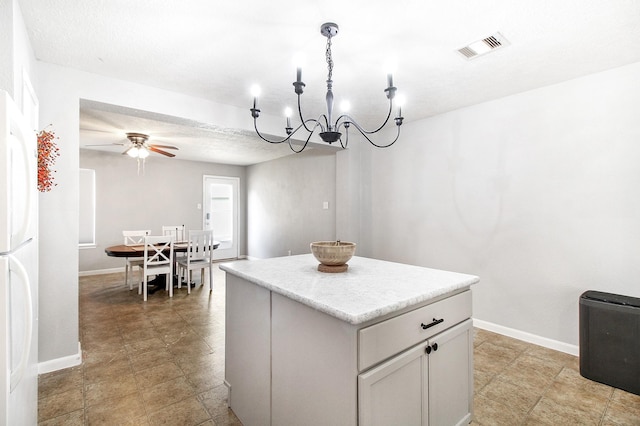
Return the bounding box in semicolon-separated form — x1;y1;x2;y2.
18;0;640;165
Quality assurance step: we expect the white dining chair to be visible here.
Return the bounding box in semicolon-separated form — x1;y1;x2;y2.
162;224;186;276
141;235;174;301
176;230;214;294
162;225;185;242
122;229;151;290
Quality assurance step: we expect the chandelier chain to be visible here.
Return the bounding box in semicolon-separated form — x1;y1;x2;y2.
325;35;334;81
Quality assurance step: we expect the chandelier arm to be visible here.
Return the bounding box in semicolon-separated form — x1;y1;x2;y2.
254;117;326;152
368;100;394;134
287;124;320;153
346;119;402;148
253;120;291;144
335;122;349;149
334;114;351;127
253;119;305;144
297;95;329;133
333;99;394;135
297;95;315;133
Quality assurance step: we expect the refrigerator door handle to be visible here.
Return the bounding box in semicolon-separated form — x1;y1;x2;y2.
8;255;32;393
8;134;34;249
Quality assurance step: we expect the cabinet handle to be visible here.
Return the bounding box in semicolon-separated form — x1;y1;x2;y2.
421;318;444;330
425;343;438;354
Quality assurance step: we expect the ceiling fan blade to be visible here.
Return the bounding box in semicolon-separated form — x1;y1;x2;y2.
149;146;176;157
149;144;178;150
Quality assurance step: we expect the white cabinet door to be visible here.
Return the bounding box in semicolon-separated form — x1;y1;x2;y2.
427;319;473;426
225;275;271;426
358;340;428;426
358;319;473;426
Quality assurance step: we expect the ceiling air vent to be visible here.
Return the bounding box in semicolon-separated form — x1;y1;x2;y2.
457;32;509;60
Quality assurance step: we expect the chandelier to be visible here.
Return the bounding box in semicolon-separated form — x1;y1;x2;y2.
250;22;404;153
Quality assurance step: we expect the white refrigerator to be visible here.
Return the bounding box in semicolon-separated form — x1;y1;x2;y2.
0;90;38;425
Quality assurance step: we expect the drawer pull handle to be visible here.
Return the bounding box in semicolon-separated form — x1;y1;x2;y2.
421;318;444;330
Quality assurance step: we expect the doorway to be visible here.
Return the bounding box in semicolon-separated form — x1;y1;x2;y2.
203;175;239;260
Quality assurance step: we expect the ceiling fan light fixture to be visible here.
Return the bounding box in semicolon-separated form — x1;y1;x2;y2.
137;147;149;158
127;146;139;157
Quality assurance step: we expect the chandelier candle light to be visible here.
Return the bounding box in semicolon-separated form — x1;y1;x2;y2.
250;22;404;153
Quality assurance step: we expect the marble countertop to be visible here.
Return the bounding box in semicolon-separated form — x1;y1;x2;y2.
220;254;479;325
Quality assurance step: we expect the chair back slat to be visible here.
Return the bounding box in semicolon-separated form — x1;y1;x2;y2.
187;230;214;263
140;235;175;301
123;230;151;246
162;225;186;243
175;229;214;294
143;236;174;266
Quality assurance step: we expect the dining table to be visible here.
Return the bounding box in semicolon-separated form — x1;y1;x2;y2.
105;240;220;293
104;240;220;258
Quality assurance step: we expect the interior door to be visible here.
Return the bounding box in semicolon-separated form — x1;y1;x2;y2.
203;175;239;260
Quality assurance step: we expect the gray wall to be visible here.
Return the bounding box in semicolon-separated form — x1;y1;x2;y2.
79;149;247;272
350;61;640;348
246;149;337;259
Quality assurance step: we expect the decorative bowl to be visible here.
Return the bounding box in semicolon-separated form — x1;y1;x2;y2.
310;241;356;266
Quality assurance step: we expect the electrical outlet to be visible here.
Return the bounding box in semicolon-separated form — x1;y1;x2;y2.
323;201;329;210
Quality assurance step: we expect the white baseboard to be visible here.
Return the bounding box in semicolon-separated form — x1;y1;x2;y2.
38;342;82;374
473;319;579;356
216;255;251;262
79;267;123;277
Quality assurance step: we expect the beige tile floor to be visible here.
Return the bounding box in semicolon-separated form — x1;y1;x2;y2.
473;329;640;425
38;265;640;425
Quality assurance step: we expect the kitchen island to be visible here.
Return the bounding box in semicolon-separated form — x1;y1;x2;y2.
220;254;479;426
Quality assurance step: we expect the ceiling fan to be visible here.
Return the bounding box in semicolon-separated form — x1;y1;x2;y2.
84;132;179;158
121;132;178;158
84;132;179;174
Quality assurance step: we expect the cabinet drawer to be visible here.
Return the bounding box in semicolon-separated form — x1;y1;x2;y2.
359;290;471;371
